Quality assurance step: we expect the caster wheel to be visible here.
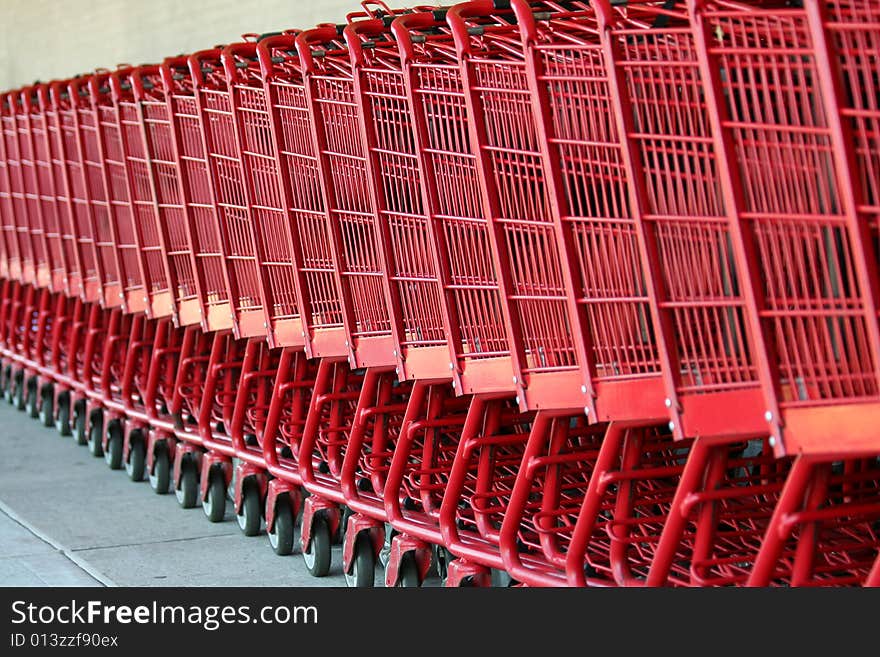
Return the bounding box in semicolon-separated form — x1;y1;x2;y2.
434;544;450;581
5;370;16;404
236;484;262;536
345;534;375;588
12;375;25;411
87;416;104;457
39;386;53;427
395;554;422;588
149;449;170;494
125;437;146;482
175;462;199;508
56;393;71;436
24;379;38;419
104;424;123;469
268;498;294;556
203;471;226;523
72;402;86;445
302;516;331;577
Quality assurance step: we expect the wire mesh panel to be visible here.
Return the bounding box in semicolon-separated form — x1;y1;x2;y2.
165;54;232;331
46;81;85;296
0;94;15;278
15;89;48;287
114;68;174;318
192;48;266;339
225;41;303;347
593;1;782;439
825;1;880;308
450;1;592;408
691;0;880;452
136;66;201;325
91;72;146;314
0;93;13;279
59;80;102;302
350;14;450;379
1;92;29;283
71;76;123;307
263;35;345;358
30;84;67;292
298;24;395;365
393;14;512;395
514;0;667;421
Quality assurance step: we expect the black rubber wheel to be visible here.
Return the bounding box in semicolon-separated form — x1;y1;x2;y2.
395;553;422;588
345;534;375;588
149;449;170;494
39;385;54;427
104;423;123;469
24;378;38;419
125;435;146;482
434;544;450;581
267;498;294;556
5;368;16;404
302;516;331;577
56;393;71;436
236;484;262;537
12;374;25;411
203;470;226;523
175;462;198;508
491;568;515;588
72;401;86;445
87;415;104;457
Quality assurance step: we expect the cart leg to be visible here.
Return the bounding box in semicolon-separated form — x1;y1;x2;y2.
646;438;712;586
747;456;814;586
790;462;831;587
566;422;628;586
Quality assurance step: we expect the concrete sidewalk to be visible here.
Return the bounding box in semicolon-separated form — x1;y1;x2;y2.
0;401;347;587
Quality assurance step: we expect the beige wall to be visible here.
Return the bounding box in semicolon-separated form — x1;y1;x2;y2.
0;0;362;91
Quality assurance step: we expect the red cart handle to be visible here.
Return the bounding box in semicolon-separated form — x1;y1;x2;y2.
346;0;393;23
390;9;450;63
130;65;161;100
295;24;346;74
20;86;36;113
448;0;520;56
160;55;190;93
35;82;51;111
187;49;224;87
222;41;259;81
255;33;300;78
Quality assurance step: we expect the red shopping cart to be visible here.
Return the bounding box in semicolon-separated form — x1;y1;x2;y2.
551;0;880;587
220;35;313;538
248;31;335;556
682;0;880;586
11;84;64;426
295;10;431;585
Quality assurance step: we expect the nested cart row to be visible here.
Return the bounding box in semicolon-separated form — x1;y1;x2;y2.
0;0;878;587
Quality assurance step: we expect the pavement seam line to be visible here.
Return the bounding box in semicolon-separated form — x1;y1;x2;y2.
69;531;242;553
0;499;116;587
